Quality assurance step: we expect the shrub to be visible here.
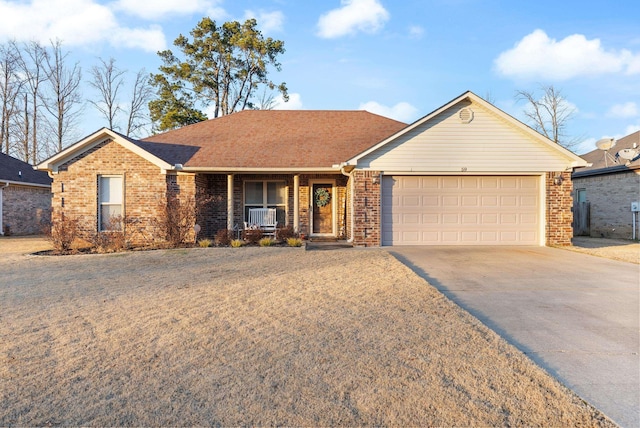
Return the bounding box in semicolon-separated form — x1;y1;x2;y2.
286;237;303;247
152;195;196;247
214;229;232;246
198;238;212;248
244;228;263;245
277;225;296;241
87;215;128;253
46;213;79;253
259;237;276;247
230;239;244;248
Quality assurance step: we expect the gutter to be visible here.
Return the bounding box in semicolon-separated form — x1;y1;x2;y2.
339;163;357;243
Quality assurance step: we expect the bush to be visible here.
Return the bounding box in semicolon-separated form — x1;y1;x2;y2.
152;196;196;247
286;237;303;247
277;225;296;241
259;237;276;247
46;213;79;253
230;239;244;248
244;228;263;245
87;215;128;253
214;229;232;246
198;238;212;248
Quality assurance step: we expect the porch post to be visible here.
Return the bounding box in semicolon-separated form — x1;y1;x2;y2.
293;174;300;232
227;174;234;230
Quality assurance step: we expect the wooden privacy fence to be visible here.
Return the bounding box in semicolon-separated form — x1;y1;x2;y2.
572;202;590;236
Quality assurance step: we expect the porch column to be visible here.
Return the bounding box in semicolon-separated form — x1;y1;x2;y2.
293;174;300;232
227;174;234;230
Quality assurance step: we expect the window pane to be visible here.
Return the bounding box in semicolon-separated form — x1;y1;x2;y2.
245;182;263;204
100;176;122;204
100;204;122;231
267;182;285;204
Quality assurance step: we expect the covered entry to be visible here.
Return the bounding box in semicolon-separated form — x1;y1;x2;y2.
382;175;541;245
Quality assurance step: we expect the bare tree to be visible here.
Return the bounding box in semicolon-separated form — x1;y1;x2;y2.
124;68;152;137
88;57;125;130
42;39;83;153
0;41;22;156
17;41;49;164
516;84;578;149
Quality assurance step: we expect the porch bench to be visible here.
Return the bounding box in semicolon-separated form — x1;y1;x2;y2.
244;208;278;238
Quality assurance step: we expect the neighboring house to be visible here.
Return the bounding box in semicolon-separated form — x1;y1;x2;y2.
572;131;640;239
0;152;52;235
36;91;586;247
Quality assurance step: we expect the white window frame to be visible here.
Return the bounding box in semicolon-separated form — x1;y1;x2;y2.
98;175;124;232
243;180;287;225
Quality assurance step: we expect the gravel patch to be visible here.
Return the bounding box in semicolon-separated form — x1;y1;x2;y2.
0;246;613;426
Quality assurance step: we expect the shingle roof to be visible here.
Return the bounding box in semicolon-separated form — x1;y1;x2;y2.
138;110;407;168
574;131;640;177
0;152;52;186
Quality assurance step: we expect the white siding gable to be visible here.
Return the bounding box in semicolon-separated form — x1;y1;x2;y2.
356;99;575;173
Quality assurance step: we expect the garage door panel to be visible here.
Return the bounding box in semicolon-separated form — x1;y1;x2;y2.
382;175;540;245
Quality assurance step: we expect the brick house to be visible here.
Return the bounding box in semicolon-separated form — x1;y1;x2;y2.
572;131;640;239
36;91;586;247
0;152;52;235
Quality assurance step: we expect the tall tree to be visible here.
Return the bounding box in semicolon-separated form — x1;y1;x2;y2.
0;41;22;156
17;41;48;164
42;40;82;153
148;74;207;133
516;85;578;149
124;69;153;137
150;17;288;131
88;57;125;131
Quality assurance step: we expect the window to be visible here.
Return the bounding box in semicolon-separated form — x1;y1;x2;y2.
98;175;123;231
244;181;286;225
576;188;587;203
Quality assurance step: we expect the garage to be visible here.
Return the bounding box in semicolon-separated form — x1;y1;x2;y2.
382;175;540;245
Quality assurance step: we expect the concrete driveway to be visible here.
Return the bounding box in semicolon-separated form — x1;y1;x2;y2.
389;246;639;428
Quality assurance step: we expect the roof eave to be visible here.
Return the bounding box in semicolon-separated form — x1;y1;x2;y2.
179;166;342;174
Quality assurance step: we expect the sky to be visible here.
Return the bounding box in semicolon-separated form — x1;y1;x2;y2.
0;0;639;155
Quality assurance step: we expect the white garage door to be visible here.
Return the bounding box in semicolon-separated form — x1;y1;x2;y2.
382;176;540;245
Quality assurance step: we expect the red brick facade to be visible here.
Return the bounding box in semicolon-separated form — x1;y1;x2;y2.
1;184;51;235
351;170;382;247
546;171;574;246
53;140;171;245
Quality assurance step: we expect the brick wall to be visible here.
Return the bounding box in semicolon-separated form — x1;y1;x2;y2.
2;184;51;235
546;171;574;246
351;170;381;247
53;139;169;245
573;170;640;239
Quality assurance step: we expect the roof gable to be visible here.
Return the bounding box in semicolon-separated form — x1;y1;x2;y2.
0;152;51;186
37;128;173;173
348;91;587;172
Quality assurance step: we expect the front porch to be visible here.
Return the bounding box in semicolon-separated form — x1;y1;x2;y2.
194;173;350;240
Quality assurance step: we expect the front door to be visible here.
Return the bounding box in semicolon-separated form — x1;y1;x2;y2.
312;182;334;235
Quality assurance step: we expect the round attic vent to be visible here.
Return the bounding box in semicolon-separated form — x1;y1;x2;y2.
459;107;474;123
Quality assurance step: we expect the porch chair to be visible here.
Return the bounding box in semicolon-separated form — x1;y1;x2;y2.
245;208;278;238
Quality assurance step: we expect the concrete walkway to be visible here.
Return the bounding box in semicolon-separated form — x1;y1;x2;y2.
389;246;640;428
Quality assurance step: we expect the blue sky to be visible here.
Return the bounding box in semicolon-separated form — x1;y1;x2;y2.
0;0;639;154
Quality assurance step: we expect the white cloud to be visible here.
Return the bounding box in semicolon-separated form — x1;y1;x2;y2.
575;137;597;155
624;124;640;136
607;102;639;118
494;29;640;80
359;101;417;123
113;0;216;20
244;10;285;33
0;0;166;52
273;93;303;110
317;0;389;39
409;25;424;39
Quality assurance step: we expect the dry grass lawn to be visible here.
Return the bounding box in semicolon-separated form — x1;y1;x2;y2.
0;245;614;426
566;236;640;264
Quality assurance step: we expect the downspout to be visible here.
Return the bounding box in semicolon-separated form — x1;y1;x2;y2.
340;164;355;243
0;182;8;235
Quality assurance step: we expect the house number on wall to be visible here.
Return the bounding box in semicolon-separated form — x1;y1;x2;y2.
461;167;468;172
